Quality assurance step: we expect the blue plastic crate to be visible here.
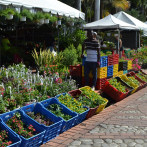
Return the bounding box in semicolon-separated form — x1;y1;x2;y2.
0;119;21;147
123;70;128;74
40;98;78;134
55;93;89;126
0;110;45;147
74;106;89;126
21;103;63;144
107;65;113;77
100;56;108;67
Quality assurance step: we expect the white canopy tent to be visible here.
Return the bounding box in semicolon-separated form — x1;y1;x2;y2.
83;14;139;54
83;14;139;30
0;0;85;20
113;11;147;36
145;21;147;24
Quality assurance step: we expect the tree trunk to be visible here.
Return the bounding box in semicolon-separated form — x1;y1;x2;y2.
94;0;100;21
100;1;103;19
76;0;81;11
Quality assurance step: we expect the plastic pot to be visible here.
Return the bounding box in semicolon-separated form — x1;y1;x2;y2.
7;14;13;20
20;16;26;21
57;20;61;25
44;19;49;24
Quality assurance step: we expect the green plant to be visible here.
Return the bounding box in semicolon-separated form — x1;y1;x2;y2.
80;86;106;106
27;112;54;126
136;72;147;82
109;78;126;93
5;8;15;16
58;94;87;114
47;104;72;121
59;29;86;49
44;13;51;19
62;44;78;67
34;11;44;20
50;15;57;23
14;11;20;17
0;129;13;146
20;9;33;20
7;112;37;139
128;76;140;86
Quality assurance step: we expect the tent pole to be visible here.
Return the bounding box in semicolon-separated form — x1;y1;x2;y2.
58;26;59;53
118;30;120;57
139;32;140;48
136;31;137;49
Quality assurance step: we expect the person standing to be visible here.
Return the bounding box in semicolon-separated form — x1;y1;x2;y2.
44;30;55;52
81;30;101;91
115;34;123;58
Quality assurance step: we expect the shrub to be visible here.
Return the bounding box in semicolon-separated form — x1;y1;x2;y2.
62;44;78;67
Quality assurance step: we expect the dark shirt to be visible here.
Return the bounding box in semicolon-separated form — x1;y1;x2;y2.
83;38;100;62
44;34;55;47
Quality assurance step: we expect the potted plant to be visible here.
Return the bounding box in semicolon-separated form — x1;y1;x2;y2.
107;31;111;36
20;9;32;21
5;8;15;20
0;9;8;21
34;11;44;24
50;15;58;26
13;11;20;22
57;15;62;25
44;13;51;24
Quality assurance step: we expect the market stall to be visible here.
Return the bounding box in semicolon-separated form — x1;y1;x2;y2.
83;14;139;54
0;0;85;67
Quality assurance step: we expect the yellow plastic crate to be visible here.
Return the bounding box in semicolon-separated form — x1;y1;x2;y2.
113;74;118;77
119;75;138;94
127;60;132;70
96;98;108;114
113;64;118;71
97;67;107;79
82;66;107;79
118;71;123;76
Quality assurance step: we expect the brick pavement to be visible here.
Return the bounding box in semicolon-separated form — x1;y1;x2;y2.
40;85;147;147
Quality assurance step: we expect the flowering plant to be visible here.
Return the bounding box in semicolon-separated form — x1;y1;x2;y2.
58;94;87;114
27;112;54;126
7;112;37;138
0;129;13;147
79;87;106;106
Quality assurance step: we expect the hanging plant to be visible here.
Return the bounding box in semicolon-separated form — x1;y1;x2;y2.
13;11;20;22
34;11;44;24
5;8;15;20
44;13;51;24
50;15;58;24
20;9;33;21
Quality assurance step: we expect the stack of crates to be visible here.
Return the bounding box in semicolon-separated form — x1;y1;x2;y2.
113;54;119;77
82;56;108;90
127;60;133;73
107;54;114;78
69;65;82;88
118;61;128;75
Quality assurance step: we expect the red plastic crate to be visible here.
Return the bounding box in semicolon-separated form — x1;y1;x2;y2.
127;72;146;91
113;54;119;65
82;77;107;90
102;80;129;102
69;66;82;77
108;55;113;66
68;89;98;120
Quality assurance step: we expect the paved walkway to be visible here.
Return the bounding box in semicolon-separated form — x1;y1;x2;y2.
41;86;147;147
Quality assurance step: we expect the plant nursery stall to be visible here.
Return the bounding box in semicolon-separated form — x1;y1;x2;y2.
0;0;85;66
